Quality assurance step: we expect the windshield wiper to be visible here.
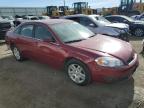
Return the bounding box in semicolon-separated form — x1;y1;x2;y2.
65;39;85;43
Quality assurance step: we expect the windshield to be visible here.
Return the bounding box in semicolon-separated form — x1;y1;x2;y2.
122;16;134;22
92;16;111;26
50;22;95;43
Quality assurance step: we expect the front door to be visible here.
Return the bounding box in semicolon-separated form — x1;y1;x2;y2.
34;24;65;68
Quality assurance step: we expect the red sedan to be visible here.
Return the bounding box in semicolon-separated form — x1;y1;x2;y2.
5;19;139;86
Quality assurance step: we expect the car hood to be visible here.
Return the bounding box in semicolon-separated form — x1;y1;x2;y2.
105;23;129;29
68;35;133;63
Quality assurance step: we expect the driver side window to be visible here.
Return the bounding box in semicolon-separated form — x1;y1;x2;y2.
79;17;96;27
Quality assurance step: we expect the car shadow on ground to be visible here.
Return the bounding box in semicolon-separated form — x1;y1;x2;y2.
0;55;135;108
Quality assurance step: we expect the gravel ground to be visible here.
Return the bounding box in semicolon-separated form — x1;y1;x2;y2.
0;39;144;108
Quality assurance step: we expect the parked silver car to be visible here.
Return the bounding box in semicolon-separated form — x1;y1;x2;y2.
62;14;130;42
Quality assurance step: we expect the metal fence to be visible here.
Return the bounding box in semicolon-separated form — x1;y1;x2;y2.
0;7;47;16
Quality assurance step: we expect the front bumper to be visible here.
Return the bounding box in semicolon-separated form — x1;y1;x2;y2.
88;54;139;83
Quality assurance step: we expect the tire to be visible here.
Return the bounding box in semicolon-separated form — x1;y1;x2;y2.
134;28;144;37
65;59;91;86
11;45;24;61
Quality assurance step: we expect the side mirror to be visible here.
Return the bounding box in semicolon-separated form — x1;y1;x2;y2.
89;23;95;27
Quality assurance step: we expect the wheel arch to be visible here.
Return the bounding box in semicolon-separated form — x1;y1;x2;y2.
63;57;92;74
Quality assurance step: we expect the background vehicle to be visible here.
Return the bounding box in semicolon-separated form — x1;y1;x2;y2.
46;6;60;18
62;14;130;41
105;15;144;37
73;2;93;15
5;19;138;85
0;17;11;40
13;16;39;26
59;6;73;16
118;0;141;16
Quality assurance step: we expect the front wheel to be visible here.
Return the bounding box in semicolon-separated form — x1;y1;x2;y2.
134;28;144;37
65;59;91;86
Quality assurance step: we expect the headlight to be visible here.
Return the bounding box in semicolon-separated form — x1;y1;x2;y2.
95;57;124;67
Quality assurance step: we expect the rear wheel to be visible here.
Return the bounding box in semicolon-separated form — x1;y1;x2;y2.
12;46;24;61
65;59;91;86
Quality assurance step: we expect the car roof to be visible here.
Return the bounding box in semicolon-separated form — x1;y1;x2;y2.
22;19;73;25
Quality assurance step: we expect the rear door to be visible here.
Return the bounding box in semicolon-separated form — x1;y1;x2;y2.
16;24;36;58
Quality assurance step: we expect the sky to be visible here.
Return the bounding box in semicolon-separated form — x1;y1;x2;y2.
0;0;120;8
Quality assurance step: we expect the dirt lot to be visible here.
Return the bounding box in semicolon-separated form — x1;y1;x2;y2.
0;39;144;108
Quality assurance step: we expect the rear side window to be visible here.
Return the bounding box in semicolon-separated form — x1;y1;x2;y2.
20;25;33;37
34;25;54;40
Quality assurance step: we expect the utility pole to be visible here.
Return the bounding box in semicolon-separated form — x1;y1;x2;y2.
64;0;65;6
